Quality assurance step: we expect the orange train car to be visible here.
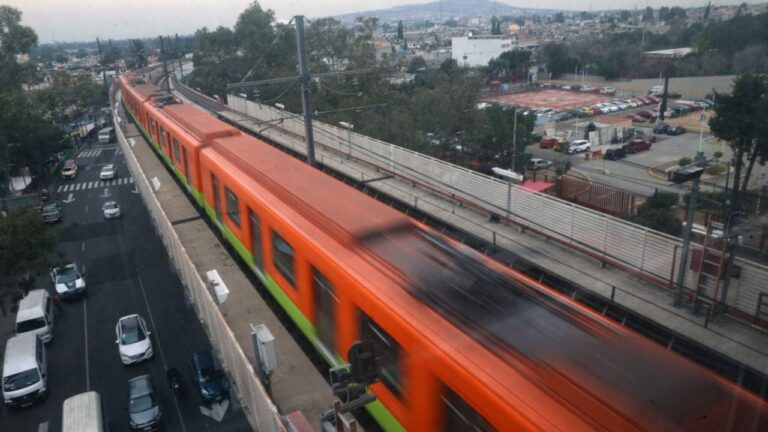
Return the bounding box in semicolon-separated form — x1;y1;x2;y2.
118;74;768;431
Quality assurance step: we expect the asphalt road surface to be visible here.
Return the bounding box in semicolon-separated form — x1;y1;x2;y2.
1;136;250;432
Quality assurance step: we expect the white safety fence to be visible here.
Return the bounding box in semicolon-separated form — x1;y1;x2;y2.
113;95;285;432
227;95;768;319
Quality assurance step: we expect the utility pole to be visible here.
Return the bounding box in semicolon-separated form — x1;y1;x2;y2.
95;38;108;91
675;175;700;307
226;16;372;168
511;109;518;172
159;35;170;91
295;16;316;166
175;34;184;81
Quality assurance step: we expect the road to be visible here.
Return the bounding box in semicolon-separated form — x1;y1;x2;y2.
1;136;250;431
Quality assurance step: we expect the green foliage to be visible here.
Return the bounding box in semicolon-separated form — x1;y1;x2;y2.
396;20;404;40
554;12;565;23
407;56;427;73
0;208;58;311
484;49;531;82
646;190;680;210
628;208;683;236
541;43;576;78
0;6;39;93
713;151;724;159
678;156;693;166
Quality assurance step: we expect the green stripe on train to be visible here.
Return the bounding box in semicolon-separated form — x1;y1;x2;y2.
124;98;404;432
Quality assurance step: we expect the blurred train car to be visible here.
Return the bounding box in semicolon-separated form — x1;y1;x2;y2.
118;73;768;432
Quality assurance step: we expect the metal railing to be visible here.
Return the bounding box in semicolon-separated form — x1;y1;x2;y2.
112;89;284;432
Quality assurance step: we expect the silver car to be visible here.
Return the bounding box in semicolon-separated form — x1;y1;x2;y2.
50;263;86;299
116;314;154;365
103;201;121;219
100;164;117;180
128;375;162;431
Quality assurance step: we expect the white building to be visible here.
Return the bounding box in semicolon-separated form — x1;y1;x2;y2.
451;35;516;67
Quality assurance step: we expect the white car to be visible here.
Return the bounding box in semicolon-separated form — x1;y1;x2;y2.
100;164;117;180
50;263;86;299
527;158;553;170
599;87;616;95
103;201;121;219
624;99;638;108
116;315;153;365
613;101;630;110
567;140;591;154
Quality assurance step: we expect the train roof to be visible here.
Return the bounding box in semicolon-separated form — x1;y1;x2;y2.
162;104;240;144
209;134;411;244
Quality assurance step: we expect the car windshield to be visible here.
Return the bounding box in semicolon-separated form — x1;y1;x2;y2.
102;165;114;171
55;266;78;283
16;318;46;333
129;394;156;413
201;366;224;382
121;318;146;344
42;205;58;214
104;202;118;210
64;161;75;169
2;369;40;391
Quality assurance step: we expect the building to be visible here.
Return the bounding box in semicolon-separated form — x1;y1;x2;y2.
452;35;516;67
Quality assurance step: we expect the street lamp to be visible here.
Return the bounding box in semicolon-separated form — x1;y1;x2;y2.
717;210;745;314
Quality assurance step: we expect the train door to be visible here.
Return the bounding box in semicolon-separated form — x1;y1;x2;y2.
248;210;263;270
182;147;189;182
312;269;337;357
211;174;222;222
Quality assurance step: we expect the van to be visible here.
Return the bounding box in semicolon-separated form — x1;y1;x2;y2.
15;289;54;343
98;127;115;143
63;391;107;432
2;333;48;408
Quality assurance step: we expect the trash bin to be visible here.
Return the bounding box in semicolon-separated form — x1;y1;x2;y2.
585;152;592;161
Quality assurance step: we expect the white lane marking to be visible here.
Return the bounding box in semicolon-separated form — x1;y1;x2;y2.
85;205;88;213
75;183;81;191
63;193;75;204
83;298;90;391
129;177;134;183
57;185;63;193
88;181;95;189
137;274;187;432
38;421;49;432
82;242;85;252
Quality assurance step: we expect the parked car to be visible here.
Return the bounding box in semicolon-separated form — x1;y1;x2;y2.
627;114;647;123
599;87;616;95
622;138;653;154
569;109;590;119
613;101;631;110
591;106;605;115
646;95;659;103
527;158;553;170
103;201;122;219
51;263;86;299
116;315;153;365
604;147;627;161
602;103;620;112
100;164;117;180
670;105;690;116
567;139;591;154
40;201;62;223
624;99;639;108
653;123;670;134
561;85;572;90
579;85;598;93
61;160;78;179
667;126;687;136
190;350;230;404
630;98;647;106
695;99;713;108
128;375;162;431
635;110;656;120
539;137;557;149
552;111;573;122
580;106;595;115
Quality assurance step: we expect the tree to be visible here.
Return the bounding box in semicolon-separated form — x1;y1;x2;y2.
407;56;427;73
658;6;670;21
127;39;147;69
0;209;58;315
619;10;631;22
491;16;501;35
709;74;768;211
397;20;404;40
642;7;654;22
554;12;565;23
0;6;39;93
541;43;575;78
485;49;531;82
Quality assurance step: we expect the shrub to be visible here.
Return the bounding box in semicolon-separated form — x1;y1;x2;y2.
678;156;693;166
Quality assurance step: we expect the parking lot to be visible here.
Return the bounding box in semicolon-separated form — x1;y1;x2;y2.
0;136;249;431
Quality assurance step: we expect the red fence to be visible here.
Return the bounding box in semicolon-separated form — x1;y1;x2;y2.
557;175;637;217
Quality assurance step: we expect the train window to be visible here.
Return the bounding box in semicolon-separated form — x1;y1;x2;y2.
149;117;155;137
313;269;338;355
272;231;296;286
361;313;403;397
248;209;263;269
225;187;240;227
173;139;181;162
160;126;166;147
211;174;222;221
182;147;189;179
442;389;494;432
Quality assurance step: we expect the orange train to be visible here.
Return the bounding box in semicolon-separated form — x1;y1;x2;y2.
119;72;768;431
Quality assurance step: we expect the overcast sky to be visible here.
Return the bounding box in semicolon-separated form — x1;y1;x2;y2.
5;0;764;43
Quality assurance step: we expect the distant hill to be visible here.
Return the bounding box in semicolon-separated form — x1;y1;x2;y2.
335;0;557;23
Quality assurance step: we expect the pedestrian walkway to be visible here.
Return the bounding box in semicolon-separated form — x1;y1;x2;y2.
77;149;103;158
56;177;134;193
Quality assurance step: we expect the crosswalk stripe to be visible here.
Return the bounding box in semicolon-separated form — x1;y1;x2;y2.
75;183;82;191
87;181;94;189
57;185;63;193
129;177;134;183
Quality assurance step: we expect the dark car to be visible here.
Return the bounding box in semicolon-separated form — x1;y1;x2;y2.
667;126;687;136
568;109;590;119
622;138;653;154
128;375;162;431
190;350;230;404
552;111;573;122
40;201;62;223
653;123;670;134
604;147;627;161
635;110;656;120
